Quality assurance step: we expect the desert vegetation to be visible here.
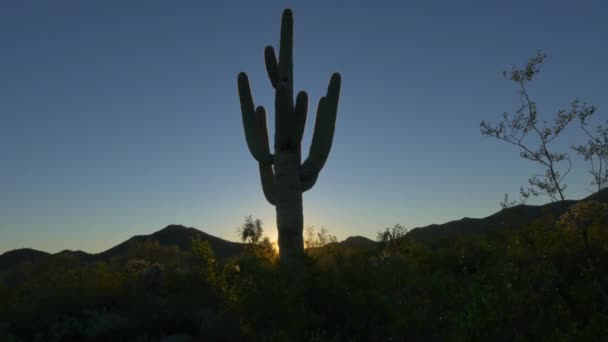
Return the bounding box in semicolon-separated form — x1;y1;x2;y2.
1;197;608;341
2;6;607;342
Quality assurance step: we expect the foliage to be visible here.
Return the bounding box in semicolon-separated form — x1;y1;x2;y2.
237;215;264;245
2;213;608;340
480;51;592;203
191;239;217;285
376;223;408;243
571;106;608;192
499;189;532;209
236;216;278;262
559;200;608;251
304;225;338;250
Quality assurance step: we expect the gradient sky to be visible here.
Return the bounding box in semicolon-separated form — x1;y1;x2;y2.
1;0;607;254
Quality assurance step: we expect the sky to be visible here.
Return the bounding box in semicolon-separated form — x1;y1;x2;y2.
1;0;607;254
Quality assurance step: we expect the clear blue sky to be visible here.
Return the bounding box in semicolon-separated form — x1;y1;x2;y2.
1;0;607;254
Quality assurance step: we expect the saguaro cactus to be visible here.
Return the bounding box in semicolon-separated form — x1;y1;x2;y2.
237;8;341;261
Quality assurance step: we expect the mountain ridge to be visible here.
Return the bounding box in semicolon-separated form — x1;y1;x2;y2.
0;225;245;270
406;188;607;242
2;188;606;268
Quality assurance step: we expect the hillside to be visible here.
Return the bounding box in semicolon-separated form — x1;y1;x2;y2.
2;189;606;269
406;189;608;243
0;225;244;271
96;224;244;260
1;191;607;340
0;248;50;270
339;235;377;248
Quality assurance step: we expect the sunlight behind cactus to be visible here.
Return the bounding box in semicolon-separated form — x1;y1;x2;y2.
237;8;341;261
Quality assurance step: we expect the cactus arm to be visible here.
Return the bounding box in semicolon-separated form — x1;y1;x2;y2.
255;105;273;161
301;172;318;192
275;83;293;150
300;73;341;178
255;103;275;204
238;72;273;164
299;96;327;177
236;8;342;260
264;46;279;89
259;163;276;205
293;90;308;146
278;9;293;91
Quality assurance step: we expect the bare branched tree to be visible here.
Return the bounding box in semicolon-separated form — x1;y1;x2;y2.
499;187;532;209
481;51;580;203
571;105;608;193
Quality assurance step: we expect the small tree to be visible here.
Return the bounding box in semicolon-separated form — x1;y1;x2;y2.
304;225;337;250
377;224;409;258
192;239;216;284
237;215;264;245
376;224;408;244
255;236;279;261
237;216;278;261
571;105;608;193
481;51;583;203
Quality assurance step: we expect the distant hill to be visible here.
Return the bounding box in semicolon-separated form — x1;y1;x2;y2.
339;236;377;248
310;236;378;255
55;249;97;262
2;189;606;270
0;248;50;270
407;188;608;243
97;224;244;260
0;225;245;271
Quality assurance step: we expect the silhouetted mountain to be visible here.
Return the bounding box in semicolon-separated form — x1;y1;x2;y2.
2;189;606;270
55;249;96;262
587;187;608;202
339;236;377;248
309;236;378;256
97;224;244;260
0;225;245;270
407;189;608;243
0;248;50;270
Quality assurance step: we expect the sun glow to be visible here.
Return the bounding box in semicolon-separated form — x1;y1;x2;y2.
272;241;279;255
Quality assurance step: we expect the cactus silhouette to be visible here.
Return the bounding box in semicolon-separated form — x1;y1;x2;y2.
237;8;341;261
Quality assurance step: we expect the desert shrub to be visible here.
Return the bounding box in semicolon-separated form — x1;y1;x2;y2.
2;213;608;340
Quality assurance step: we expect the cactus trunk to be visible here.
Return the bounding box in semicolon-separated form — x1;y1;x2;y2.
274;151;304;259
237;9;341;262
